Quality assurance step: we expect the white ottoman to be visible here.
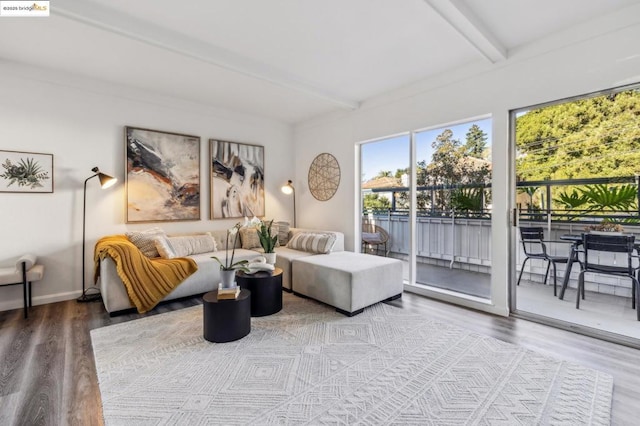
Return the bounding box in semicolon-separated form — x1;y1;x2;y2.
292;252;403;316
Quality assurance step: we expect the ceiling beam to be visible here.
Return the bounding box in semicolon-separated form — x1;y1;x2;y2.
424;0;507;63
53;0;360;110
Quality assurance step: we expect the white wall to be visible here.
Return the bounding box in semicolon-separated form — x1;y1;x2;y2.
292;9;640;315
0;61;293;311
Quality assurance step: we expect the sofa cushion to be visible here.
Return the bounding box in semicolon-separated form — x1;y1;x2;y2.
239;227;261;249
362;232;383;243
286;232;336;254
155;233;217;259
274;246;315;291
125;227;166;258
240;224;279;250
275;221;290;245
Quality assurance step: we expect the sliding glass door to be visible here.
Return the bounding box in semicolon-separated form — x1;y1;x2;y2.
361;134;411;282
360;117;493;301
511;84;640;345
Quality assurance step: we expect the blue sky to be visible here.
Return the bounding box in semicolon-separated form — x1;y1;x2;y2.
361;118;492;181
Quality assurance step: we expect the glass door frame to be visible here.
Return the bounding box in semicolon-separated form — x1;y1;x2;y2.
357;114;509;317
507;86;640;349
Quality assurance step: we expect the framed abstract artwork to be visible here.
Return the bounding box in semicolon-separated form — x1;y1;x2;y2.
0;150;53;193
125;126;201;223
210;139;264;219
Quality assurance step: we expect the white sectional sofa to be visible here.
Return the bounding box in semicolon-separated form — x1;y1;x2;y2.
98;225;403;317
97;228;344;314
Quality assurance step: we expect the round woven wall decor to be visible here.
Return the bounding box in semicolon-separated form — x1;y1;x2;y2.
308;153;340;201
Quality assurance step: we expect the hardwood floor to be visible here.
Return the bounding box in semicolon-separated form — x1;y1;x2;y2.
1;291;639;425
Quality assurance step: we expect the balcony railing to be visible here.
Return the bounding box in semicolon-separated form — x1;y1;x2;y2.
363;175;640;298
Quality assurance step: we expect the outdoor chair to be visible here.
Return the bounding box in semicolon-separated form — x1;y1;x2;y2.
362;223;390;256
576;233;640;321
517;227;572;296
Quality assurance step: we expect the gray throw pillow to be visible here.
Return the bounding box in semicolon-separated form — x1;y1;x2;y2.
125;227;166;258
276;221;290;245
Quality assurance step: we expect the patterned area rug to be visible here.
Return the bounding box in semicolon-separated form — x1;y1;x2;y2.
91;293;612;425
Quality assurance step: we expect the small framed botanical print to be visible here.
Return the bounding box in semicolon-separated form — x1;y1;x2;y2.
0;150;53;193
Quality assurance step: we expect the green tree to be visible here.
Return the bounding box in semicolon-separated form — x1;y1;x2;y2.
395;167;408;179
363;193;391;210
464;124;488;158
374;170;393;178
425;129;491;211
516;90;640;183
391;167;410;210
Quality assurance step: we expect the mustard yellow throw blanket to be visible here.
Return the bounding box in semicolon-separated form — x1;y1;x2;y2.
94;235;198;313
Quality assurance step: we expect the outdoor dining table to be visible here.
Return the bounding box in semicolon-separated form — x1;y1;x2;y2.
557;234;582;300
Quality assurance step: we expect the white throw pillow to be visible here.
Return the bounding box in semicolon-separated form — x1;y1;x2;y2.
154;235;176;259
286;232;336;254
125;227;166;258
155;233;217;259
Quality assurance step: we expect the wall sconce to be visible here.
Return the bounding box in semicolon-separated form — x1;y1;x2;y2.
281;180;296;227
78;167;117;303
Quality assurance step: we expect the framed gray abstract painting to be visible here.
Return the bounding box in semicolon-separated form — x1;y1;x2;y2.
210;139;264;219
126;126;200;223
0;150;53;193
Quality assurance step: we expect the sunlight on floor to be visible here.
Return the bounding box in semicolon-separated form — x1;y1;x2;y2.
395;260;639;341
516;280;640;340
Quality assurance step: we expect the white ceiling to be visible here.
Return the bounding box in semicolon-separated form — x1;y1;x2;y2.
1;0;639;123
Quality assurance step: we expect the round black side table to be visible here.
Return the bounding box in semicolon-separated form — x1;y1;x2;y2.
236;268;283;317
203;289;251;343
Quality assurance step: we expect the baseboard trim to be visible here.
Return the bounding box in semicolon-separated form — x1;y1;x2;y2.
0;290;82;312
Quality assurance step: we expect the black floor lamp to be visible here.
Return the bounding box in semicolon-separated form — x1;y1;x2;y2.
281;180;296;227
78;167;117;303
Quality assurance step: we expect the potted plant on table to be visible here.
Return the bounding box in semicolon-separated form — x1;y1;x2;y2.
257;219;278;265
584;218;625;234
212;220;251;288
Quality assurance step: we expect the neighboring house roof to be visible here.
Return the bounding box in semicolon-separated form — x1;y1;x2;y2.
362;176;402;189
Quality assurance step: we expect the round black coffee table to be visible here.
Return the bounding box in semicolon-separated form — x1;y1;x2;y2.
236;268;283;317
202;289;251;343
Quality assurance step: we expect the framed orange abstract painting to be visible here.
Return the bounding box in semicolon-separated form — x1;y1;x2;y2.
126;126;200;223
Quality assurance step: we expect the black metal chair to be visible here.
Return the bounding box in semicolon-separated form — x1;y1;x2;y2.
576;233;640;321
517;227;572;296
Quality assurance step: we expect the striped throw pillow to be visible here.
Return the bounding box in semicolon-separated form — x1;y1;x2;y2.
286;232;336;254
